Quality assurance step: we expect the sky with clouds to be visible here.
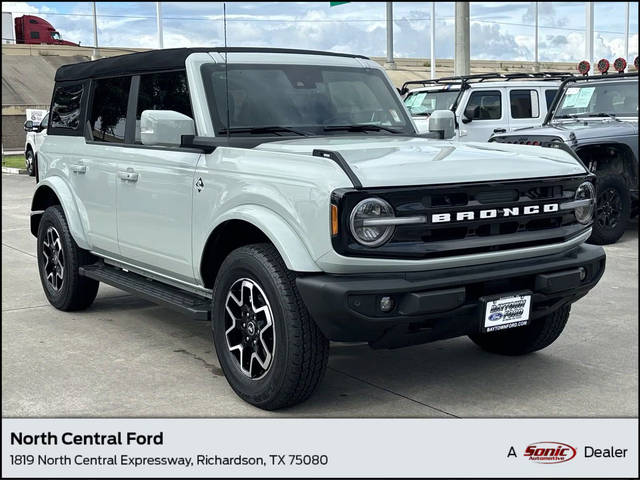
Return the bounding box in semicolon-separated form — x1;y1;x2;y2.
2;2;638;62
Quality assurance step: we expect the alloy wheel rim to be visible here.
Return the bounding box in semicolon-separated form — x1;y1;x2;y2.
42;226;64;291
224;278;275;379
596;187;622;230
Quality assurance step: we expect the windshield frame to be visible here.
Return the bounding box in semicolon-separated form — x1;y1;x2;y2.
549;77;638;124
200;62;416;137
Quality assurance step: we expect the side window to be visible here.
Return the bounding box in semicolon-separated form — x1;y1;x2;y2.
545;89;558;110
30;31;40;39
135;70;193;143
464;90;502;120
89;76;131;143
40;113;49;129
50;84;83;131
509;89;539;119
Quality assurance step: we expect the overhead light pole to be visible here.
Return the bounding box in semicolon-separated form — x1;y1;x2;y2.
624;1;629;62
156;2;163;49
92;2;99;59
585;2;594;66
430;2;436;78
454;2;470;76
385;2;396;70
534;2;539;72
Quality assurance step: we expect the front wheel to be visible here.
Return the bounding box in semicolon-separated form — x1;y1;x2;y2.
25;150;35;176
37;206;99;310
589;173;630;245
212;243;329;410
468;305;570;356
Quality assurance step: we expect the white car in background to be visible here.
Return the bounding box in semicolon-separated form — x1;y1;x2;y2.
23;113;48;176
402;73;570;142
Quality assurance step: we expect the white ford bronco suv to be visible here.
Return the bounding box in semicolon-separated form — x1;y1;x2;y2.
32;48;605;410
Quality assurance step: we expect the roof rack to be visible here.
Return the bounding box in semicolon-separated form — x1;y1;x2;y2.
400;71;576;94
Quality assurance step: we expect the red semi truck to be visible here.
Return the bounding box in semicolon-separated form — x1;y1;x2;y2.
14;15;78;46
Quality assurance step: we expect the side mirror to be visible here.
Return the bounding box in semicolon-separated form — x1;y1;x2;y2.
24;120;34;132
140;110;195;147
462;105;478;124
428;110;456;139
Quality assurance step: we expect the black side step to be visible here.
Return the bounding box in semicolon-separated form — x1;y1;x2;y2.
79;263;211;320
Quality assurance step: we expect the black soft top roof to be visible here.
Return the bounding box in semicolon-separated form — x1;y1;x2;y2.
54;47;369;82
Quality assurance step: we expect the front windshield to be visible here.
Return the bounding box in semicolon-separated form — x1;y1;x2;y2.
51;32;61;40
554;80;638;119
403;89;459;116
201;63;414;135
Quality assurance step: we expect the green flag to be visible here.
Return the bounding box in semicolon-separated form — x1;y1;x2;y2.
330;1;350;6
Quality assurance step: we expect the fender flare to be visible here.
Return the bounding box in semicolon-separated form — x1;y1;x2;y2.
31;177;90;250
202;205;321;274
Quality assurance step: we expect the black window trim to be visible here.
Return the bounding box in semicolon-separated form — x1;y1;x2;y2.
509;88;540;119
47;80;88;137
83;68;198;151
465;89;503;121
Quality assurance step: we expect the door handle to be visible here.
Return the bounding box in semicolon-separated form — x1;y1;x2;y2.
493;128;506;133
118;169;139;182
70;164;86;174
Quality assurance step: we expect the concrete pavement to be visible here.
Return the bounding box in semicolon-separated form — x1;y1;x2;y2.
2;173;637;417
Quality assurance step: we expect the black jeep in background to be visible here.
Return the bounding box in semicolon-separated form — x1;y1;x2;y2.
490;71;638;245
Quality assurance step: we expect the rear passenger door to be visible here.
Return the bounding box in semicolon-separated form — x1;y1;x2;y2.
507;88;542;132
115;70;201;283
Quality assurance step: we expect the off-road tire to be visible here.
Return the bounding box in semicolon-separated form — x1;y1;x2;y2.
589;173;630;245
211;243;329;410
37;205;99;310
26;149;35;176
469;305;570;356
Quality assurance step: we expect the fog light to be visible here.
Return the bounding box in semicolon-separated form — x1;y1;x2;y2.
380;296;395;313
579;267;587;281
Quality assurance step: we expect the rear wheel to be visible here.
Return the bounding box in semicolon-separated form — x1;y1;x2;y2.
25;149;35;176
589;173;630;245
37;206;99;311
212;243;329;410
469;305;570;356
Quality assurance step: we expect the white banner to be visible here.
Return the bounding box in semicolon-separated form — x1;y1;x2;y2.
25;109;48;124
2;418;637;478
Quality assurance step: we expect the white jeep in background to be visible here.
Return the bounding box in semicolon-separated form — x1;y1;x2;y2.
31;48;605;410
402;73;568;141
23;112;49;176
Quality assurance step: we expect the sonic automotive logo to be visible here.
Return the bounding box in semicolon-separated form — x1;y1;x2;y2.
524;442;577;464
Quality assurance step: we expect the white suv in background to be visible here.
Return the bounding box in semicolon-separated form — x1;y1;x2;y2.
23;113;49;176
402;73;570;141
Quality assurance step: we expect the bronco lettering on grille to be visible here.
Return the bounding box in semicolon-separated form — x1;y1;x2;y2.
431;203;559;223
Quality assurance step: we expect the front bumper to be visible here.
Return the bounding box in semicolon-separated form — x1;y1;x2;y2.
296;243;605;349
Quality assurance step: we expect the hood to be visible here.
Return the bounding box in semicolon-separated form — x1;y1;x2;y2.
255;136;587;188
506;119;638;142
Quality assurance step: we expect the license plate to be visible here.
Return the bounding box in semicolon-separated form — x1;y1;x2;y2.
481;292;531;333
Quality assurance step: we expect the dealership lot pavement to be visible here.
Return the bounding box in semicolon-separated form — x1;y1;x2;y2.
2;173;638;417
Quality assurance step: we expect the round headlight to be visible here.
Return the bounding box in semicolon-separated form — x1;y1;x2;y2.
349;198;395;247
575;181;595;224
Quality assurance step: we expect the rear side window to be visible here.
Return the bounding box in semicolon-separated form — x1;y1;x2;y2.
30;31;40;39
509;89;539;118
464;90;502;120
135;70;192;143
50;84;84;131
90;76;131;143
545;89;558;109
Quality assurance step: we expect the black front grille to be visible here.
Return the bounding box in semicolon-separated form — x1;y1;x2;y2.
332;175;592;259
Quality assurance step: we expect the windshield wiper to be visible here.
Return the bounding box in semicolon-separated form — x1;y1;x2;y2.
218;126;309;136
323;124;403;134
577;112;621;121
